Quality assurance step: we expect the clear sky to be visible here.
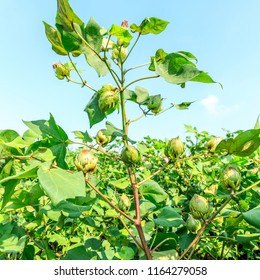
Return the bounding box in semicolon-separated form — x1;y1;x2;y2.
0;0;259;142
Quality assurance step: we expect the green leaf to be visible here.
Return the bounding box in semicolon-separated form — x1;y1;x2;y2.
242;206;260;229
108;24;133;46
139;180;168;204
85;17;103;52
0;164;39;185
72;130;92;143
172;101;195;110
85;92;106;127
154;206;185;227
0;130;28;155
37;166;86;206
0;234;27;254
109;177;129;189
236;233;260;244
154;51;218;86
43;21;67;55
62;244;96;260
56;23;82;53
84;48;110;77
1;180;19;210
216;129;260;157
124;86;149;105
23;114;69;168
130;17;169;35
54;200;91;218
191;71;221;87
254;115;260;155
56;0;84;32
104;121;136;144
117;246;135;260
154;53;201;84
140;200;157;217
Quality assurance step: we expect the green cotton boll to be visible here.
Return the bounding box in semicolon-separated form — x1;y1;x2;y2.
205;137;223;152
118;194;131;211
186;215;201;234
98;84;119;114
52;63;70;80
190;194;211;220
96;129;111;146
165;136;185;159
75;148;98;174
121;145;141;166
221;165;241;190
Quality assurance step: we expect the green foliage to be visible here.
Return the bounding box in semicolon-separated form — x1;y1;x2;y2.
0;0;259;260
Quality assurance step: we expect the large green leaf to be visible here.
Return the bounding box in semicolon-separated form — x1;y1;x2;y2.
0;130;28;155
0;234;27;254
154;206;185;227
216;129;260;157
155;53;201;84
43;21;67;55
85;17;103;52
153;51;217;86
37;166;86;206
23;114;69;168
236;233;260;244
108;24;133;46
109;177;130;189
130;17;169;35
84;48;110;77
0;164;39;185
242;205;260;229
56;23;82;53
139;180;168;204
56;0;83;32
85;92;106;127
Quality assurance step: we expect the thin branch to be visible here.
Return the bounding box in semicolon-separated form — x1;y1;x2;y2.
119;216;143;250
124;62;151;74
123;75;160;91
85;177;135;224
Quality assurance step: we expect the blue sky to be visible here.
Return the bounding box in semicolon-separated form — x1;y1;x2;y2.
0;0;259;142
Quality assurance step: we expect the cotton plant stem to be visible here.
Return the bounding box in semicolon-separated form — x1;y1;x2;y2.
128;167;152;260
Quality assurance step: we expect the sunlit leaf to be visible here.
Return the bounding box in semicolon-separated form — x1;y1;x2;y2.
43;21;68;55
38;166;85;206
154;206;184;227
56;0;84;32
130;17;169;35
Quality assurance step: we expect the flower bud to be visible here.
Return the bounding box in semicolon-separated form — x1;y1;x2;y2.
112;46;128;62
147;95;163;115
96;129;111;146
52;63;70;80
190;194;211;220
75;148;97;173
121;145;140;166
221;165;241;190
98;84;119;114
186;215;201;234
165;137;184;159
118;194;131;211
206;137;223;152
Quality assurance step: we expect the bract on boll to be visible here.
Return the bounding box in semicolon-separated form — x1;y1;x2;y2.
75;148;98;173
